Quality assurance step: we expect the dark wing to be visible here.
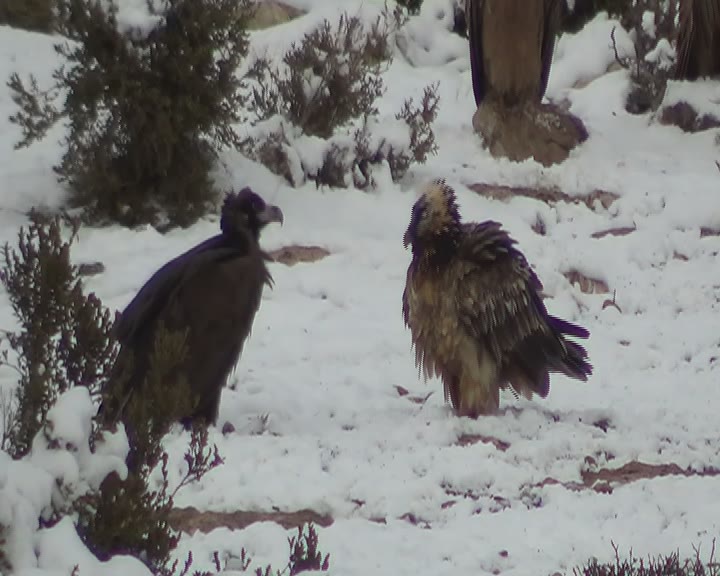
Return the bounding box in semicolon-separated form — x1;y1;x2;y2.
456;221;590;398
100;234;257;427
539;0;561;100
165;250;271;423
466;0;486;106
114;235;247;344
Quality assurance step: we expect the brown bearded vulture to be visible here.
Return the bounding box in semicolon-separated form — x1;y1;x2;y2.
675;0;720;80
99;188;283;444
402;180;592;417
466;0;561;107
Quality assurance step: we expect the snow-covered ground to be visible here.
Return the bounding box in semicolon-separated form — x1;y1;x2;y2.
2;1;720;575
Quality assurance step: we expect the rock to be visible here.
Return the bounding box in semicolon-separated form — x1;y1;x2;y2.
269;245;330;266
659;100;720;133
77;261;106;276
248;1;305;30
472;98;588;166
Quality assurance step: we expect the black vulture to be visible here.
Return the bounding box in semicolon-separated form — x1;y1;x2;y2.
402;180;592;417
99;188;283;439
466;0;561;107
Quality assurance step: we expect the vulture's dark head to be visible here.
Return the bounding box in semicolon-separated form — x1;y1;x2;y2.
221;187;284;240
403;179;462;258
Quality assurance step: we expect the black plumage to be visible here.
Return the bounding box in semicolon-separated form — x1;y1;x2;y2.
402;179;592;417
99;188;283;435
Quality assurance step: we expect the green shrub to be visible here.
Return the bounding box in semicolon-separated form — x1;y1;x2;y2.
0;213;222;573
207;523;330;576
0;0;55;33
607;0;678;115
0;212;116;458
248;11;391;139
8;0;253;230
76;423;223;574
243;7;439;189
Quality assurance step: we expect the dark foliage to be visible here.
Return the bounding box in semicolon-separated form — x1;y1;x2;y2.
76;424;223;574
396;0;423;16
0;212;116;457
0;525;8;574
386;83;440;181
7;0;253;229
243;8;438;189
0;0;55;33
286;523;331;576
252;523;330;576
248;11;392;139
0;213;222;573
608;0;678;115
103;321;197;471
573;541;719;576
184;522;330;576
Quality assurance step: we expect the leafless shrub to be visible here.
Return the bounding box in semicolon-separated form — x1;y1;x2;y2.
243;6;438;188
609;1;678;114
247;11;393;139
574;540;719;576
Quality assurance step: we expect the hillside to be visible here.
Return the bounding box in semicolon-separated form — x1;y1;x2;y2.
1;1;720;575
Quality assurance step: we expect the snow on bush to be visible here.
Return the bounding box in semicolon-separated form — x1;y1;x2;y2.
0;387;135;574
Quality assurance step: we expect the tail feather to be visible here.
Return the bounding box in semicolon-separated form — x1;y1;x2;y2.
556;340;592;381
543;314;593;381
548;315;590;339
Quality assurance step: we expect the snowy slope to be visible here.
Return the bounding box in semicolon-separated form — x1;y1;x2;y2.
1;1;720;575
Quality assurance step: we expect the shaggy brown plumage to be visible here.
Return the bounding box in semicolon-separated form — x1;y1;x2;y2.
402;180;592;417
675;0;720;80
99;188;283;432
466;0;561;107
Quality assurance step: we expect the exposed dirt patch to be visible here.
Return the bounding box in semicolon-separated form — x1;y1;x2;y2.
582;461;720;486
535;461;720;496
467;182;619;211
442;484;480;501
591;226;636;239
455;433;511;452
269;245;331;266
168;507;333;535
700;227;720;237
399;512;431;528
564;269;610;294
170;462;720;534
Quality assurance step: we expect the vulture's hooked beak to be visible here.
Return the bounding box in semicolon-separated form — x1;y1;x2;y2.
259;204;284;226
